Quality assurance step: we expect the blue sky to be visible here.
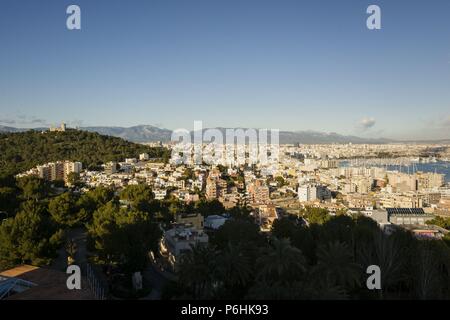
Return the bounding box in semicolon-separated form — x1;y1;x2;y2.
0;0;449;140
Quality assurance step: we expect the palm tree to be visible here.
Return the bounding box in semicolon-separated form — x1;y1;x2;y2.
217;243;252;287
214;243;253;299
177;245;216;299
314;241;361;290
413;241;450;299
246;280;298;300
256;238;307;284
357;229;410;299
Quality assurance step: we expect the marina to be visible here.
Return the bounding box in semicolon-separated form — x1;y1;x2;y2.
340;159;450;183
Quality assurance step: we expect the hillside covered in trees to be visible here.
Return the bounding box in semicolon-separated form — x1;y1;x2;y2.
0;129;170;179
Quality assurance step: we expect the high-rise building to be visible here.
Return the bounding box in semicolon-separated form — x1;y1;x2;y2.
206;176;218;199
298;184;331;202
387;172;418;192
50;162;64;181
247;179;270;204
37;165;51;180
417;172;445;190
63;161;82;181
105;162;118;175
298;185;317;202
36;161;82;183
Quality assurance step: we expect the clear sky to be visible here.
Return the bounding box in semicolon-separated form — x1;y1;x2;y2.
0;0;449;140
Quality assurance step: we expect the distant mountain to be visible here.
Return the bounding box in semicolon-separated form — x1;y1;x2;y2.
0;125;22;133
0;125;47;133
81;125;172;142
0;124;394;144
278;130;393;144
81;125;393;144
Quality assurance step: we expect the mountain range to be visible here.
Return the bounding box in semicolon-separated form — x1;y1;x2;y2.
0;124;397;144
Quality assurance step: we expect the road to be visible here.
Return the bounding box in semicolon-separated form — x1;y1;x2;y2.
50;228;88;272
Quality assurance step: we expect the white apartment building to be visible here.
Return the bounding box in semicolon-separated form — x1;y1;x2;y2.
35;160;82;183
298;184;331;202
139;153;149;161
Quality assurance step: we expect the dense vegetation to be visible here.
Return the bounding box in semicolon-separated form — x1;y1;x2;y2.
427;216;450;230
0;199;63;269
87;201;162;273
0;176;229;296
1;174;450;299
1;130;449;299
0;129;169;285
0;176;117;270
0;129;170;178
164;212;450;300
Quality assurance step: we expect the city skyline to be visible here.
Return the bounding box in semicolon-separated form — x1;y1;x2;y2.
2;0;450;305
1;0;450;140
